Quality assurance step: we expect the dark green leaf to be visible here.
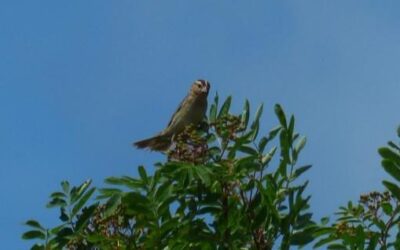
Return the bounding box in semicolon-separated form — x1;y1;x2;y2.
379;147;400;165
292;165;312;179
383;181;400;200
59;207;69;222
240;99;250;130
71;179;92;204
46;198;67;208
155;182;173;204
290;231;314;246
274;104;287;128
22;230;45;240
313;236;337;248
381;202;393;215
50;192;67;200
320;217;329;225
61;181;69;194
388;141;400;152
258;137;268;153
251;103;264;130
381;159;400;182
195;167;212;186
218;96;232;118
75;203;98;231
267;125;282;141
97;188;122;199
138;166;148;183
238;145;258;155
209;104;217;123
72;187;95;217
103;194;121;217
288;115;295;139
25;220;45;231
31;244;45;250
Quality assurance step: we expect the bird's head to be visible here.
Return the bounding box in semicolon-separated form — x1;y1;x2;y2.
191;79;211;96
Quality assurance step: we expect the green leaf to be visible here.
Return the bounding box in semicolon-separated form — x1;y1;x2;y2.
70;179;92;204
251;103;264;130
288;115;295;139
138;166;148;184
238;145;258;156
381;202;393;216
209;104;217;123
75;203;98;231
155;182;173;204
383;181;400;200
50;192;67;200
381;159;400;182
195;167;212;186
313;236;337;248
61;181;70;194
258;137;268;153
218;96;232;118
46;197;67;208
22;230;46;240
104;176;143;190
290;231;314;246
104;194;121;217
25;220;45;231
294;136;307;156
261;146;277;165
274;104;287;128
320;217;329;225
388;141;400;152
267;125;282;141
97;188;122;199
240;99;250;130
59;207;69;222
31;244;45;250
379;147;400;165
72;187;95;217
292;165;312;179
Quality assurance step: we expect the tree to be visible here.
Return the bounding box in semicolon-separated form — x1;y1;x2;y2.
313;126;400;249
22;95;315;249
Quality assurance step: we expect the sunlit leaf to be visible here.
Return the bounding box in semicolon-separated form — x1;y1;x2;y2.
261;146;277;165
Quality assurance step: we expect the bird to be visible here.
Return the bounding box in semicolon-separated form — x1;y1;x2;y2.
133;79;211;151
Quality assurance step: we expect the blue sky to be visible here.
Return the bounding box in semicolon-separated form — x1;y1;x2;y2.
1;1;400;248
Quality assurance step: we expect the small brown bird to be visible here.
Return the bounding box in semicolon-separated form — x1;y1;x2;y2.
133;79;211;151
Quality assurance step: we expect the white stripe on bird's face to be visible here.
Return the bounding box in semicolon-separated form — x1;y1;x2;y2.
194;79;210;94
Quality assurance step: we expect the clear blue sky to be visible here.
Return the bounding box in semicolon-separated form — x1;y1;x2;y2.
1;1;400;248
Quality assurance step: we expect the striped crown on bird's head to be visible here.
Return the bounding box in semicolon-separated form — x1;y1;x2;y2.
191;79;211;95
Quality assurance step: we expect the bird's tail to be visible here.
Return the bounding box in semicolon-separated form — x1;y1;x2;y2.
133;135;171;151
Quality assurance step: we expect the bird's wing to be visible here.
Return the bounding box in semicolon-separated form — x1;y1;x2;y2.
166;95;188;128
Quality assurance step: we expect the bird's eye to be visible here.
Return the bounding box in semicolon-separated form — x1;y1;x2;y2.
197;84;202;88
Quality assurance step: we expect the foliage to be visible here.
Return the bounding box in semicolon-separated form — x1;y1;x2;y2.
314;126;400;249
23;95;315;249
